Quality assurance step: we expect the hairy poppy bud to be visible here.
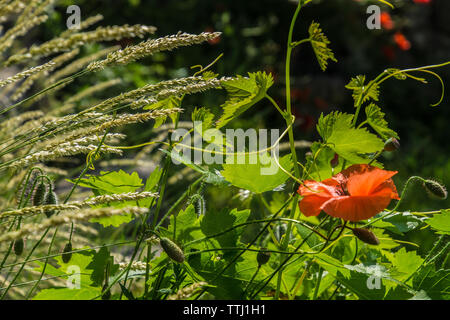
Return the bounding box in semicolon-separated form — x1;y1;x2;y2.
257;249;271;266
160;237;185;263
384;138;400;152
14;238;24;256
43;189;58;217
32;181;46;206
330;153;339;168
423;180;448;200
352;228;380;245
62;242;73;263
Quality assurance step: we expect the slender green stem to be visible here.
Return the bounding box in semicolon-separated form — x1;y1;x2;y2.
243;265;261;297
312;267;323;300
274;0;310;301
265;94;285;116
0;70;87;116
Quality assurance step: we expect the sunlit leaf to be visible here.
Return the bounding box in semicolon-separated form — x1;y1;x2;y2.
216;72;273;128
365;103;399;139
345;75;379;106
221;153;292;193
308;21;337;71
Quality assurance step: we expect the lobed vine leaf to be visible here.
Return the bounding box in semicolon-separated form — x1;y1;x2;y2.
345;75;380;106
216;71;273;128
308;21;337;72
365;103;399;139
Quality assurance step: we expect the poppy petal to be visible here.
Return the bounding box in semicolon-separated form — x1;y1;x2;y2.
322;195;393;221
346;168;398;196
298;179;340;197
299;195;331;217
372;180;400;200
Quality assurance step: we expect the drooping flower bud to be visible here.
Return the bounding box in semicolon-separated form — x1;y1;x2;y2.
43;188;58;218
14;238;24;256
330;153;339;168
257;249;271;266
423;180;448;200
160;237;185;263
62;242;73;263
352;228;380;245
384;138;400;152
32;180;46;206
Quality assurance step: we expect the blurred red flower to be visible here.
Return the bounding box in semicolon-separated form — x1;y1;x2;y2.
204;27;221;45
414;0;432;4
297;164;400;222
382;45;396;61
380;12;394;30
394;32;411;51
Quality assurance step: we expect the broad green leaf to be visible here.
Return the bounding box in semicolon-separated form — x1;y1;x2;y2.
331;236;358;265
365;103;399;139
200;208;251;249
305;142;335;181
345;75;379;106
68;170;144;227
216;71;273;128
326;113;384;163
308;21;337;71
317;111;353;141
425;210;450;234
33;287;101;300
382;211;423;235
167;204;202;243
371;229;400;250
88;246;119;287
334;269;386;300
144;167;162;192
295;224;322;251
335;263;414;300
187;248;245;299
33;250;99;297
221;153;292;194
316;253;350;278
144;95;182;128
68;170;143;195
385;247;423;283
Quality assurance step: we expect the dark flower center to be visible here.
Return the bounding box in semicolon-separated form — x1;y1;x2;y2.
336;182;350;196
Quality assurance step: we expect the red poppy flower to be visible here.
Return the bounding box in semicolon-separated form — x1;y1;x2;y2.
413;0;431;4
394;32;411;51
380;12;394;30
297;164;400;222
